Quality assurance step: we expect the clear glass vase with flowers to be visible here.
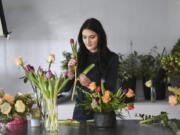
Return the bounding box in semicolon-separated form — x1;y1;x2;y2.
16;52;95;133
16;53;70;133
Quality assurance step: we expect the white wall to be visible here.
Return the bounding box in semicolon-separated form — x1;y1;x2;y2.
0;0;180;95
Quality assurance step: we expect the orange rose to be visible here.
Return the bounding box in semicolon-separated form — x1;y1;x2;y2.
88;82;96;91
3;95;15;104
169;95;177;106
102;90;111;103
126;88;135;98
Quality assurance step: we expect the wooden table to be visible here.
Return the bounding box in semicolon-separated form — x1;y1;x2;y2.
9;120;174;135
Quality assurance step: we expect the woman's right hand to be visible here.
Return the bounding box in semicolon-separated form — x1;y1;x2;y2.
68;58;77;70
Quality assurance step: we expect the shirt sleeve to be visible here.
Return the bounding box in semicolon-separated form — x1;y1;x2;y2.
105;54;119;93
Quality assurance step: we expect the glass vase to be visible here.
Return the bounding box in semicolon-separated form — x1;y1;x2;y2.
150;87;156;102
44;98;58;134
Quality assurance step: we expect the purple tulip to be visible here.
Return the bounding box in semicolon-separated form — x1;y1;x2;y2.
25;64;35;72
37;66;45;76
63;71;68;78
46;70;54;79
70;38;75;45
123;88;128;94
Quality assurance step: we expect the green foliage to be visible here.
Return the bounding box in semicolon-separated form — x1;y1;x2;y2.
171;39;180;54
161;39;180;84
118;51;141;83
61;51;72;71
136;111;169;126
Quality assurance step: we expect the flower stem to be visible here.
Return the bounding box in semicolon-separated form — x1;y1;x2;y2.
71;66;77;101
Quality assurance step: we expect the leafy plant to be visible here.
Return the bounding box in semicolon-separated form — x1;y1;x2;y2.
61;51;72;71
118;51;140;84
161;39;180;85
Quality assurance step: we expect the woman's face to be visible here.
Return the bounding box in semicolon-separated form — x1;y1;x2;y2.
82;29;99;53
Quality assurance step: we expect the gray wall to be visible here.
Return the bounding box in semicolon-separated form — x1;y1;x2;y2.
0;0;180;95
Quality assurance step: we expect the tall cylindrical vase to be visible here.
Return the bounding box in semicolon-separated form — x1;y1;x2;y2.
44;98;58;134
150;87;156;102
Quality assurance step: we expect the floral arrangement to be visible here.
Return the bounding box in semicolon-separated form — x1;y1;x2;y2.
16;52;94;132
16;53;71;102
16;53;71;132
79;80;135;113
168;86;180;106
0;89;34;123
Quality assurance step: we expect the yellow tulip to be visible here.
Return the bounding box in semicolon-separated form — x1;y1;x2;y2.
16;56;24;67
145;80;153;88
48;53;55;63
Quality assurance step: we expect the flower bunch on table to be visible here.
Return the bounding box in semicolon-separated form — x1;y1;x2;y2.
16;53;71;132
79;80;135;113
0;89;34;123
168;86;180;106
16;53;70;102
16;53;69;119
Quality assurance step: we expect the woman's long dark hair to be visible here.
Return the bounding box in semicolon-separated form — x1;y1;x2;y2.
77;18;113;75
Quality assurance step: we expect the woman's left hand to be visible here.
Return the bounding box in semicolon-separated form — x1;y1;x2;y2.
79;73;91;87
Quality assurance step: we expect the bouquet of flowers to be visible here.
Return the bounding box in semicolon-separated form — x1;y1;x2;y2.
16;53;71;132
0;89;34;123
79;80;135;113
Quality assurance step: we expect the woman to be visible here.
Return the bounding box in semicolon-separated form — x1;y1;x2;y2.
68;18;119;121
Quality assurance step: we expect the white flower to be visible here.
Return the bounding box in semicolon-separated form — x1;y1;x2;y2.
15;100;26;113
145;80;153;88
0;102;12;115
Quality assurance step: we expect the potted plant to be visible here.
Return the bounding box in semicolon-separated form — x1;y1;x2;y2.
79;80;135;128
118;51;140;102
139;46;167;100
161;39;180;87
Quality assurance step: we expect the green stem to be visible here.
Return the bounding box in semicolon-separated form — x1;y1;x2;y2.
71;66;77;101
